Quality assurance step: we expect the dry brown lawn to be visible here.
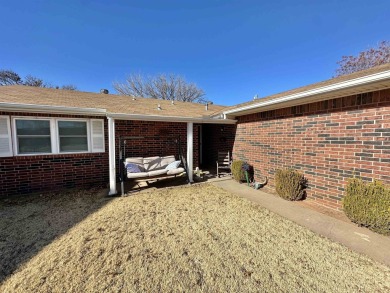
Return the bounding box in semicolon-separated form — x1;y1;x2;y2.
1;184;389;292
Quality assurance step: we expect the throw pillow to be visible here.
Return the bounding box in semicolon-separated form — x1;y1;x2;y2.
165;160;181;170
126;163;141;173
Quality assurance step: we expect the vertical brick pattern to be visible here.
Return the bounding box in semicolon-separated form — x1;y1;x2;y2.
0;112;109;196
233;89;390;210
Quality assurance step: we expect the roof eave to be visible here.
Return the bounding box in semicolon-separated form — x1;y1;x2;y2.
0;102;107;116
224;70;390;117
0;102;237;123
107;113;237;124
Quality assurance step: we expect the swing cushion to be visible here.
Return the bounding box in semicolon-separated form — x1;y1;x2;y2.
167;167;185;175
148;169;169;177
127;172;150;179
160;155;176;169
143;156;161;171
125;155;185;179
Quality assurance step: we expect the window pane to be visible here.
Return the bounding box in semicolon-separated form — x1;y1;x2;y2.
59;137;88;152
58;121;87;136
16;120;51;135
18;137;52;153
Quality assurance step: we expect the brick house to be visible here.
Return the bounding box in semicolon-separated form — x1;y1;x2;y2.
0;86;236;196
223;64;390;209
1;64;389;209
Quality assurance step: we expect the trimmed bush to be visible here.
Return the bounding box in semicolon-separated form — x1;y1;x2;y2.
275;169;307;201
231;160;245;182
343;178;390;235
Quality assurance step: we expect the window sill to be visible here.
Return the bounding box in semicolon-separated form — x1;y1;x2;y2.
12;152;107;159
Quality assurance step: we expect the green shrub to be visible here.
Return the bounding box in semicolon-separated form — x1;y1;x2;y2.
275;169;307;201
231;160;245;182
343;178;390;235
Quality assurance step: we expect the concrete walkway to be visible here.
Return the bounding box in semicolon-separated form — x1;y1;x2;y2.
212;179;390;267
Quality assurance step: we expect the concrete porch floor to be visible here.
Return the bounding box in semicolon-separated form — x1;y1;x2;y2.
212;179;390;267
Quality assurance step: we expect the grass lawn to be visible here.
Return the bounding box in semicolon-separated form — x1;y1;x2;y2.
1;184;389;292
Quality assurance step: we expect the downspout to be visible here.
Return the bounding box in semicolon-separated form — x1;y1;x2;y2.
187;122;194;183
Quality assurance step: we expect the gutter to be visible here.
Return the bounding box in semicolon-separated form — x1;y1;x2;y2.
224;70;390;116
0;102;237;123
0;102;107;116
107;113;237;124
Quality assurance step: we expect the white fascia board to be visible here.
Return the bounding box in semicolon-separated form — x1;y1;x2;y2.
224;70;390;116
107;113;237;124
202;118;237;124
0;102;107;116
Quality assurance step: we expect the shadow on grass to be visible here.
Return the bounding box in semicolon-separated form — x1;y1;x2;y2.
0;188;113;283
121;169;222;195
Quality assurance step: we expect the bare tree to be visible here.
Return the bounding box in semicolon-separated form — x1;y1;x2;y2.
335;41;390;77
0;69;78;90
61;84;77;91
24;75;49;87
113;73;207;103
0;70;22;86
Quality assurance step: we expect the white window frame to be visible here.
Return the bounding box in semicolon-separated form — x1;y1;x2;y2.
12;116;55;156
56;118;91;154
11;116;104;156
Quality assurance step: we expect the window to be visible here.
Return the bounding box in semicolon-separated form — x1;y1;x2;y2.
11;117;105;156
58;121;88;152
15;119;52;154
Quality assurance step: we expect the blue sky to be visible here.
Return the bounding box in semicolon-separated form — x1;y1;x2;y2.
1;0;389;105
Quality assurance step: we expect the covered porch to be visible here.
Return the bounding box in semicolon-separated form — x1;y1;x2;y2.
106;114;236;195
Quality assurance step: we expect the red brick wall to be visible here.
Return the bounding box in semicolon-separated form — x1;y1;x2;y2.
0;112;109;196
0;112;204;197
0;115;201;196
202;124;236;167
233;89;390;210
115;120;200;172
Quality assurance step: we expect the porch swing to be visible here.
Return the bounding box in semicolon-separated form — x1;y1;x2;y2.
118;135;190;195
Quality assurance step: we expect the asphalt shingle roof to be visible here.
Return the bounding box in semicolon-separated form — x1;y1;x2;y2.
0;86;226;118
1;64;389;118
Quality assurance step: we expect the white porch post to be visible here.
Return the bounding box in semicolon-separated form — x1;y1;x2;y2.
108;117;117;195
187;122;194;183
